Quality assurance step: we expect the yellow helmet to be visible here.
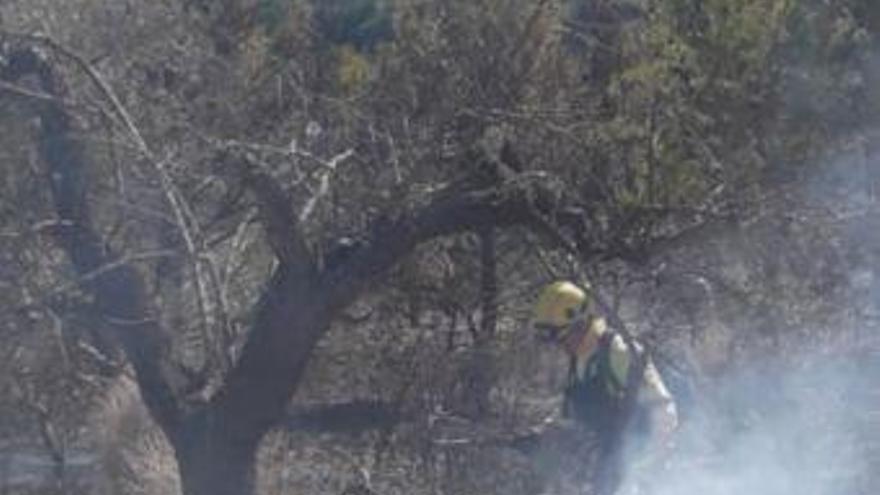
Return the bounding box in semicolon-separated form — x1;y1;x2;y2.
532;281;590;340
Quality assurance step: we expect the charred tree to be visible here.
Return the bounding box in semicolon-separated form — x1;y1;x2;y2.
0;43;602;495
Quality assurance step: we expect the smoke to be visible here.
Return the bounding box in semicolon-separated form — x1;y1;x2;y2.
605;149;880;495
622;351;875;495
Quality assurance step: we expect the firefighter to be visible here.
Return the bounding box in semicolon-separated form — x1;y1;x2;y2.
531;281;678;470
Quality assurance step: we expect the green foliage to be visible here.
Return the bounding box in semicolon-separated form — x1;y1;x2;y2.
313;0;394;52
579;0;880;211
256;0;292;35
335;43;372;92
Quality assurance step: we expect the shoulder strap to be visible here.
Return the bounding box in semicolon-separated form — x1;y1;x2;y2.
585;330;615;379
596;331;628;396
566;354;578;387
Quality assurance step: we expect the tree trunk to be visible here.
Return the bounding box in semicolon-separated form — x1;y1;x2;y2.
172;414;262;495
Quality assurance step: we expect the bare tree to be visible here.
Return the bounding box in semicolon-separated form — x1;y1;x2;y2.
0;35;614;493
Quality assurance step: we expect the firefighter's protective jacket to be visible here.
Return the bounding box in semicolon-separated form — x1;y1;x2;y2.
564;317;678;444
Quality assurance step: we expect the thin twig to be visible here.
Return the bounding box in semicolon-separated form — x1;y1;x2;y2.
43;249;179;298
0;79;67;103
300;148;355;223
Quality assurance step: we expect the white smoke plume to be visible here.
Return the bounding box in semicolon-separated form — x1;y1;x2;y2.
626;351;877;495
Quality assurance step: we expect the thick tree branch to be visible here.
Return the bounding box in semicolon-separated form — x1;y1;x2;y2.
200;154;321;440
6;33;225;371
210;262;326;441
239;163;314;271
322;180;545;308
1;47;186;433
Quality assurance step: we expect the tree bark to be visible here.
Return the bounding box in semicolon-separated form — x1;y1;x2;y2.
172;413;261;495
177;449;257;495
